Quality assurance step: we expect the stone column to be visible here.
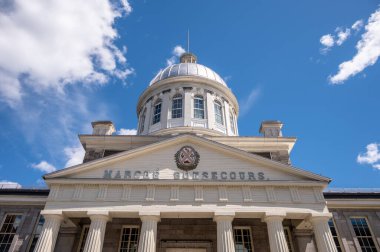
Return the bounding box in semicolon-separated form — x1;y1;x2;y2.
34;214;63;252
263;213;289;252
214;212;235;252
310;215;338;252
138;213;160;252
83;212;110;252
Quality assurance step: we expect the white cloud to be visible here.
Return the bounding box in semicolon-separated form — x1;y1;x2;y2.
0;0;133;107
166;45;186;66
357;143;380;170
329;8;380;84
239;87;261;116
336;28;351;46
320;34;335;48
64;145;85;168
31;161;57;173
117;128;137;135
352;19;364;31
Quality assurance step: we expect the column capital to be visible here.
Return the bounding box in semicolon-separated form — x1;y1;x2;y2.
262;212;286;222
308;213;332;223
139;211;160;222
214;211;235;222
87;210;110;222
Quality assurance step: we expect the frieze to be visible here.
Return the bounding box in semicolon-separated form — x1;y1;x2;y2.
102;169;268;181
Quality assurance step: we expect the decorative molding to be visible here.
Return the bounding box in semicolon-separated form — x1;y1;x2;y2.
48;185;60;200
218;186;228;202
96;185;108;201
170;186;179;201
195;186;203;201
72;184;84;201
146;185;155;201
242;186;252;202
266;186;277;202
121;185;131;201
313;188;325;203
290;187;301;202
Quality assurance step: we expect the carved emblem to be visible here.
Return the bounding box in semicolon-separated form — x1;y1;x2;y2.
175;146;200;171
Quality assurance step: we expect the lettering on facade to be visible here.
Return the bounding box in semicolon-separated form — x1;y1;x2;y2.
103;169;268;181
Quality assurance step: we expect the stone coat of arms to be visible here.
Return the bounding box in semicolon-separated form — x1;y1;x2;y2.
175;146;200;171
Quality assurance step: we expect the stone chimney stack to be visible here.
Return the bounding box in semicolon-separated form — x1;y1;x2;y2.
91;121;115;135
259;121;283;137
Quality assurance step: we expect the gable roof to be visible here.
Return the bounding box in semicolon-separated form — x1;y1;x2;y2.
44;134;331;182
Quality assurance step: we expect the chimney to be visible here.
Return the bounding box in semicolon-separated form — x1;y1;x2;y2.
259;121;283;137
91;121;115;135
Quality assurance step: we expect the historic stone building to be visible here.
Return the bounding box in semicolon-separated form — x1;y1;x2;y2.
0;53;379;252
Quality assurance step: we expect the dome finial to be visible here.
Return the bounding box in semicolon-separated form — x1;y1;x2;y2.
180;53;197;63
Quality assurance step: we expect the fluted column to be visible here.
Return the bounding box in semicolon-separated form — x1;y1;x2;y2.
310;215;337;252
83;212;110;252
214;212;235;252
34;214;63;252
263;213;289;252
138;213;160;252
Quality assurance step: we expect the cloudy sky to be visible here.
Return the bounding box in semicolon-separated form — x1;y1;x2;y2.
0;0;379;188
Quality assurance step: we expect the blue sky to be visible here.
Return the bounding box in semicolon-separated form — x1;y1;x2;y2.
0;0;379;188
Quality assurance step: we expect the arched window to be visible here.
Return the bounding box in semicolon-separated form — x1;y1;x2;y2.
171;94;183;119
152;99;162;124
230;110;236;134
194;95;205;119
214;100;224;125
138;108;146;133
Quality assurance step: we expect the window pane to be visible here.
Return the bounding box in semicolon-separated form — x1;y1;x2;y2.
0;214;22;252
233;228;253;252
194;97;204;119
284;227;295;252
350;218;377;252
153;102;161;124
119;227;140;252
214;102;224;125
172;96;183;119
78;226;90;252
328;219;342;252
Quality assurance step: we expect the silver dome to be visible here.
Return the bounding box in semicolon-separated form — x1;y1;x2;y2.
149;63;227;86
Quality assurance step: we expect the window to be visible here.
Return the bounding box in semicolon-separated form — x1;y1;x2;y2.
284;227;295;252
328;219;342;252
0;214;22;252
233;227;253;252
77;225;90;252
350;217;378;252
28;216;45;252
119;226;139;252
171;94;183;119
194;96;205;119
138;108;146;133
152;100;162;124
230;111;236;134
214;101;224;125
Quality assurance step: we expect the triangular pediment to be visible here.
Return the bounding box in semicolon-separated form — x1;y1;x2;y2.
45;134;330;183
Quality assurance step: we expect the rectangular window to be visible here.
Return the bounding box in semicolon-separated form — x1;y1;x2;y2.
28;215;45;252
194;97;204;119
284;227;295;252
77;225;90;252
172;96;183;119
119;226;140;252
0;214;22;252
214;102;224;125
230;113;236;134
153;102;162;124
233;227;253;252
350;217;378;252
328;219;342;252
